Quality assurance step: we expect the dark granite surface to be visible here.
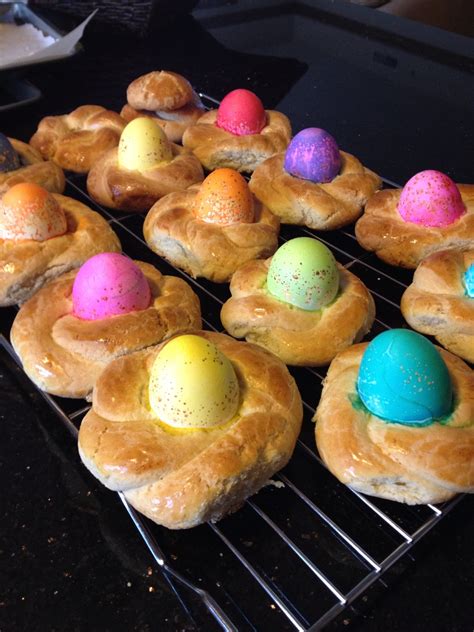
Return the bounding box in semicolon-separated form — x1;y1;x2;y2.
1;2;473;631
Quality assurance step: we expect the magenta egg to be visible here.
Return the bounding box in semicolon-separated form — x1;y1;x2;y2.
398;170;465;228
72;252;151;320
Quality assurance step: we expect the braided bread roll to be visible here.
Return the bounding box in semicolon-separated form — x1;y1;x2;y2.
249;151;381;230
355;185;474;269
221;258;375;366
30;105;126;173
11;261;201;398
87;143;204;213
78;331;303;529
182;109;291;173
401;249;474;363
315;343;474;504
144;184;279;283
121;70;205;142
0;138;64;193
0;192;120;306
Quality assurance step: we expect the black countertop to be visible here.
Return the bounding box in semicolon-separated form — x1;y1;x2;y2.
1;2;473;631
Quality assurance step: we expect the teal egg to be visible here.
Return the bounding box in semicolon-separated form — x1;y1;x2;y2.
357;329;453;425
267;237;339;311
464;263;474;298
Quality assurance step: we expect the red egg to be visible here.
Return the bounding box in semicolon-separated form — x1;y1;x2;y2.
216;89;267;136
194;168;254;224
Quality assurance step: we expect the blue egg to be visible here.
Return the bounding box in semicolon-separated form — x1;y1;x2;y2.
357;329;452;425
0;133;20;173
464;263;474;298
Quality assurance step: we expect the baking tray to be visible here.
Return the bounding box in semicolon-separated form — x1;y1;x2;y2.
0;2;82;72
0;90;465;630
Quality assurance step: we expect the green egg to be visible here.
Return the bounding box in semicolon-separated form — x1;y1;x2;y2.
267;237;339;310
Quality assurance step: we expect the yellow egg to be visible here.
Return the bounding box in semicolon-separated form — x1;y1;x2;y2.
149;335;240;429
118;117;172;171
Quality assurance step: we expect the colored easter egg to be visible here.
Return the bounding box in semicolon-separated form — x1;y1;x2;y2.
149;334;240;428
357;329;453;425
267;237;339;311
72;252;151;320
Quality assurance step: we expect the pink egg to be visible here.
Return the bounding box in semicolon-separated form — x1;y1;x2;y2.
397;170;465;228
216;89;266;136
72;253;151;320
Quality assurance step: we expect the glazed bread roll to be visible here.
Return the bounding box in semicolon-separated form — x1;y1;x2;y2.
0;136;65;193
87;117;203;213
183;109;291;173
121;70;205;142
355;171;474;268
315;336;474;504
78;331;303;529
30;105;126;174
401;249;474;363
11;259;202;398
0;185;120;306
143;169;279;282
249;150;381;230
221;257;375;366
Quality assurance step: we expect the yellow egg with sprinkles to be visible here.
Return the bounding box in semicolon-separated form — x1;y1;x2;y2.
149;334;240;428
118;117;172;171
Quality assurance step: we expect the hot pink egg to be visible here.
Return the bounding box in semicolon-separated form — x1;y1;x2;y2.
397;170;465;228
72;252;151;320
216;89;267;136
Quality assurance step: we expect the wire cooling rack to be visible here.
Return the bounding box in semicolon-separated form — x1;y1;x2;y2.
1;94;464;631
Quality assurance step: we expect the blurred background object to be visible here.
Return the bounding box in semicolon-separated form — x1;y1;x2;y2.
31;0;199;34
350;0;474;36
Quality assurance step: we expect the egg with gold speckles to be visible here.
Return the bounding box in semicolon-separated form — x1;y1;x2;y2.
0;182;67;241
0;133;20;173
118;117;172;171
397;170;465;228
72;253;151;321
194;168;254;224
357;329;453;425
284;128;341;183
267;237;339;311
149;334;240;428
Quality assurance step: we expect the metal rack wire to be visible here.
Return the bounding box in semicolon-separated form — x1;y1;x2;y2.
1;94;464;631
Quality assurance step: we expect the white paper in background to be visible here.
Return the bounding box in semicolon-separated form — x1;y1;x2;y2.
0;9;97;71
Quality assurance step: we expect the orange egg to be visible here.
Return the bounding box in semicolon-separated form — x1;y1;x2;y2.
194;168;254;225
0;182;67;241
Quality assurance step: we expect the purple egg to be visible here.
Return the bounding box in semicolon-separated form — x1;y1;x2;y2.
0;133;20;173
284;128;341;183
